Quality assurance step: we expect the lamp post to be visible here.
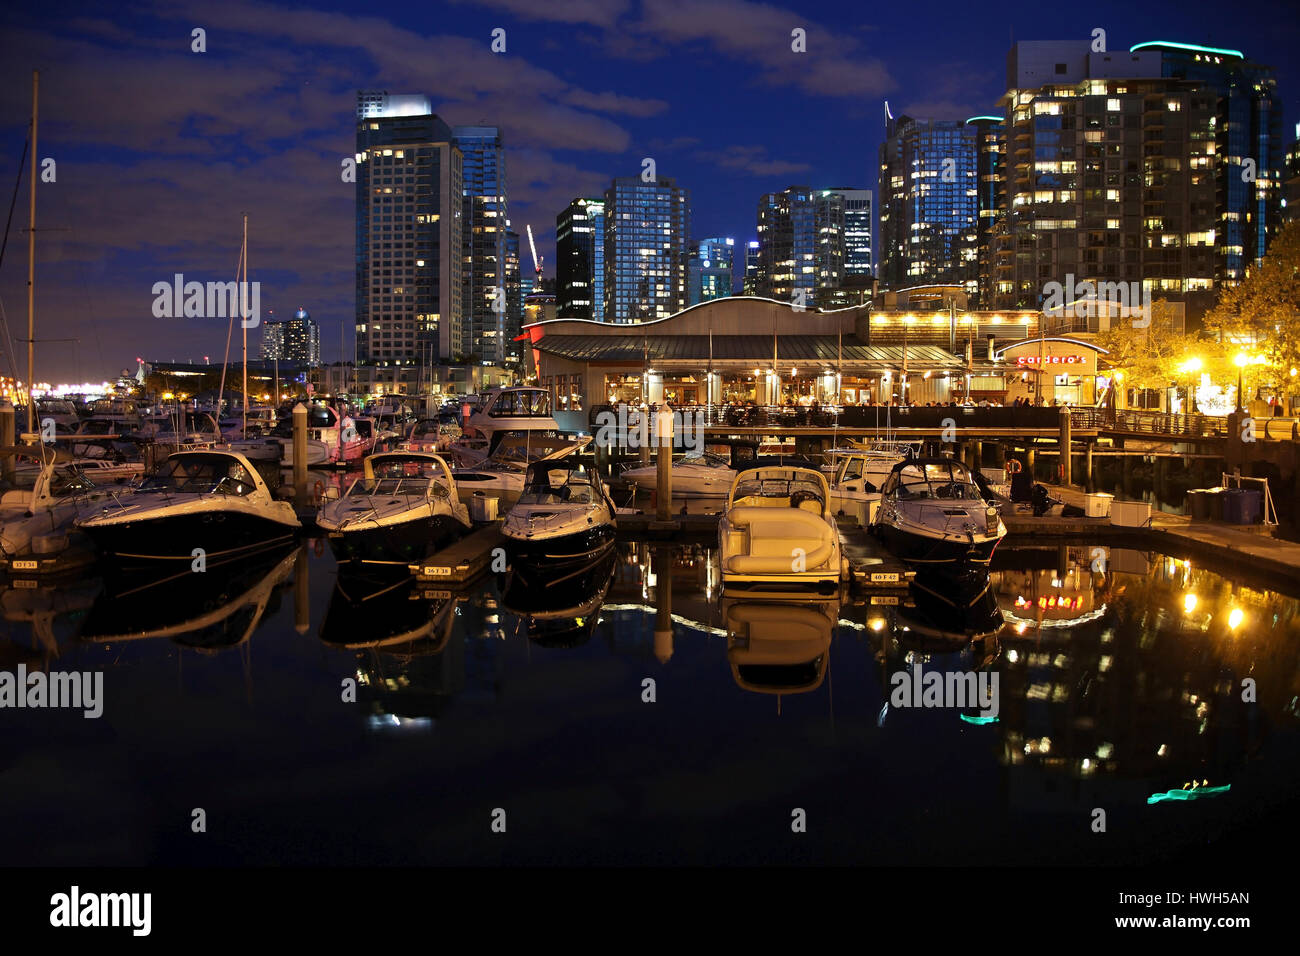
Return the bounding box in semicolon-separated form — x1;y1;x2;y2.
1234;352;1248;413
1181;357;1202;414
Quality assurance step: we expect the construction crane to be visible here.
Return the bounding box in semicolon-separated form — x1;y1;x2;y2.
525;224;543;279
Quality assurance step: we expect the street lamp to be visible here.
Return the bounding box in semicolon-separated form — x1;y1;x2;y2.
1180;357;1202;414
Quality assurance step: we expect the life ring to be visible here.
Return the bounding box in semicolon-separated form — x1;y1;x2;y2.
1005;459;1022;476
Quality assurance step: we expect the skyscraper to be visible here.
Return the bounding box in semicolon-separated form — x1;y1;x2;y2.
688;237;735;305
826;187;874;280
967;117;1006;308
262;307;321;366
556;198;605;320
992;42;1226;310
1132;40;1283;281
742;241;761;295
877;112;979;294
755;186;846;307
604;176;691;323
355;91;462;365
453;126;510;364
504;227;522;367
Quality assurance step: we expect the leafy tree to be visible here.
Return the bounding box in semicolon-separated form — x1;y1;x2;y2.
1204;219;1300;390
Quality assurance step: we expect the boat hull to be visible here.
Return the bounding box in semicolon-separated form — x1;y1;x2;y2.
325;513;468;566
504;524;616;579
874;521;1003;567
79;511;298;568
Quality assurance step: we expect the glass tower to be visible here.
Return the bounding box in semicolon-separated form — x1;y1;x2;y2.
603;176;691;323
452;126;509;365
756;186;846;307
355;91;462;366
688;237;735;305
877;112;979;294
556;198;605;321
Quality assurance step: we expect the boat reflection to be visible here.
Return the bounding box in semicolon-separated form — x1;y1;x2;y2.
722;597;839;696
500;549;617;648
320;568;467;730
78;544;297;650
902;568;1005;643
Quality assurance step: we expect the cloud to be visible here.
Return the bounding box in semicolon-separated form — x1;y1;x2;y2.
448;0;632;29
563;89;669;117
627;0;894;98
696;144;812;177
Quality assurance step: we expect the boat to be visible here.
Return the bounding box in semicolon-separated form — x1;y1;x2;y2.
316;451;470;567
0;449;135;573
74;448;300;567
618;449;736;498
34;399;79;430
826;450;887;523
501;457;617;580
451;433;591;509
722;598;839;696
870;457;1007;568
718;466;844;596
219;405;278;440
449;386;560;466
829;439;917;485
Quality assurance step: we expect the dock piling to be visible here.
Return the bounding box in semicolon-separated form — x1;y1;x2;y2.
293;402;308;505
0;401;12;484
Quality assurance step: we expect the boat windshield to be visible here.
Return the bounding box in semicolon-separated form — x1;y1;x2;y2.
487;390;552;418
520;472;597;505
139;455;258;496
681;452;731;469
347;476;449;499
49;466;98;497
731;476;825;506
890;463;982;500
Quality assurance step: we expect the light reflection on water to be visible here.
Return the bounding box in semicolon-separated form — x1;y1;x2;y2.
0;538;1298;866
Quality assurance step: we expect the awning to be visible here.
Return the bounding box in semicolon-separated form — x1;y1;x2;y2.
532;334;962;366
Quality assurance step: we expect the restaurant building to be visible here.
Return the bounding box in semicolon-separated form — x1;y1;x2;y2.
520;293;1106;428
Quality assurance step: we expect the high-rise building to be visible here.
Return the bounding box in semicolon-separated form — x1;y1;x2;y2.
1284;125;1300;223
1131;40;1283;281
504;227;522;367
755;186;846;307
992;42;1227;310
261;307;321;366
967;117;1006;308
556;198;605;320
742;241;761;295
355;91;462;365
688;237;735;305
453;126;510;364
604;176;691;323
826;187;873;280
877;111;979;295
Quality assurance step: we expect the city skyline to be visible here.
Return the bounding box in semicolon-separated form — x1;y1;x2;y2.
1;0;1297;378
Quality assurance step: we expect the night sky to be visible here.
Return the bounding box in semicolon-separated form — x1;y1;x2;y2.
1;0;1295;380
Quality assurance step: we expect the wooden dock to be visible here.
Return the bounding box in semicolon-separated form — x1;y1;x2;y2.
409;522;504;584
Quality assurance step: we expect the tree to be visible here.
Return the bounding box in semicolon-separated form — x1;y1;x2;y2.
1204;218;1300;390
1094;299;1227;396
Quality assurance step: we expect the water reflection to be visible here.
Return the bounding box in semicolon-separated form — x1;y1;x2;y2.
0;537;1297;863
722;598;838;696
80;546;297;650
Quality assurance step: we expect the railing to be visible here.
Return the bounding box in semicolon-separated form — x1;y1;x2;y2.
1222;472;1279;526
1070;407;1228;438
587;404;1068;431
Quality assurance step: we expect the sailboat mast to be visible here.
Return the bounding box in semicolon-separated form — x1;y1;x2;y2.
25;70;37;436
241;213;248;435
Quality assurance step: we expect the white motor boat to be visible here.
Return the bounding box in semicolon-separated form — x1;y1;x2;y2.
449;387;560;466
317;451;470;567
0;451;135;572
718;466;844;596
452;433;591;509
502;457;617;581
827;451;888;524
871;457;1007;568
619;450;736;498
75;449;300;567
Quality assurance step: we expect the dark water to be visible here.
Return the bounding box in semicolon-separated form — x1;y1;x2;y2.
1;538;1298;866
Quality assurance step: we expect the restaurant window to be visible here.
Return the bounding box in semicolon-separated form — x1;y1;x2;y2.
568;374;584;412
